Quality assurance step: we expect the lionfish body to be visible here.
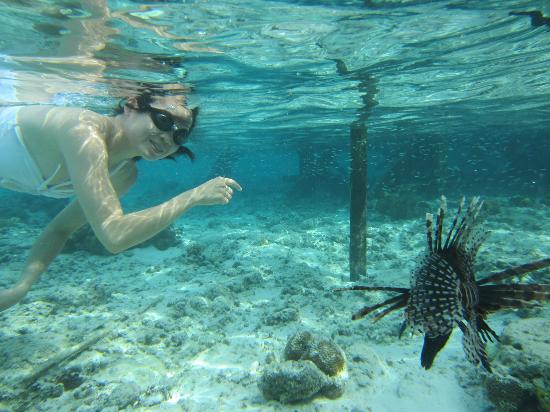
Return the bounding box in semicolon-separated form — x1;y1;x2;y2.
337;196;550;372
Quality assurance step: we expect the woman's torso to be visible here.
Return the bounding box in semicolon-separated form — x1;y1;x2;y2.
0;105;116;198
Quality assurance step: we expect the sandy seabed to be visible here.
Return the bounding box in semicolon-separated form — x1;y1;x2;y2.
1;195;549;411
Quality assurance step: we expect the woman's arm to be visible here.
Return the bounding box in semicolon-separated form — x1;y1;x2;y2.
61;115;240;254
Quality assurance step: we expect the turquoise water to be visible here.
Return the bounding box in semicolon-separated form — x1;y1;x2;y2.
1;0;550;197
1;1;549;411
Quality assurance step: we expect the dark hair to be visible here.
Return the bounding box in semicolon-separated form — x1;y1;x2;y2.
113;88;160;115
166;106;199;161
116;88;199;162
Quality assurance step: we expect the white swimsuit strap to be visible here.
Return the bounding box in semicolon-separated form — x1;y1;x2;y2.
110;160;129;175
36;164;62;190
36;160;129;198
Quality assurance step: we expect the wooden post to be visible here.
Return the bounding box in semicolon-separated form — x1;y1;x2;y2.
349;121;368;281
333;59;376;282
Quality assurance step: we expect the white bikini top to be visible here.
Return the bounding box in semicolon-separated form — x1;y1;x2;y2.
31;161;129;199
0;106;129;199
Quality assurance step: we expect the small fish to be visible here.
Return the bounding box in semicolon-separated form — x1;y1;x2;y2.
336;196;550;372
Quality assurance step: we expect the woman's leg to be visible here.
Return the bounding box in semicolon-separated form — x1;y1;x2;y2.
0;200;87;312
0;160;137;312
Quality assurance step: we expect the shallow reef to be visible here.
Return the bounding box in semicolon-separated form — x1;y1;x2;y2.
0;196;547;410
63;225;181;255
485;317;550;412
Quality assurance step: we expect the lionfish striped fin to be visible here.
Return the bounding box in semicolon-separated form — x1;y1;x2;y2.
435;196;447;252
420;332;452;369
478;283;550;315
458;197;483;248
479;298;541;313
438;196;488;268
479;284;550;300
443;196;464;250
449;196;482;250
333;286;410;321
334;286;410;293
351;294;406;321
372;299;409;322
478;258;550;285
407;254;462;336
463;228;489;266
426;213;434;253
458;321;492;372
476;317;499;343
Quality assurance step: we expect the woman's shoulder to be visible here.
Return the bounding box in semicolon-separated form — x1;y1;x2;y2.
19;106;112;151
18;105;105;125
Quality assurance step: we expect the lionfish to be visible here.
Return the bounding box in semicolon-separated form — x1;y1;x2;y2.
336;196;550;372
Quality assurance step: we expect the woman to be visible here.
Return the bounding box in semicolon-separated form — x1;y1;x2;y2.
0;90;242;312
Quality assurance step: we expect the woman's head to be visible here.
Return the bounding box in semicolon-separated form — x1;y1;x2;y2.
116;86;198;161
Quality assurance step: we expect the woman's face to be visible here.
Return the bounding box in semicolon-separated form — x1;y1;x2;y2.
135;96;195;160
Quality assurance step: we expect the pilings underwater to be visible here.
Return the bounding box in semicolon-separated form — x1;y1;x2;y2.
349;121;368;281
334;58;377;282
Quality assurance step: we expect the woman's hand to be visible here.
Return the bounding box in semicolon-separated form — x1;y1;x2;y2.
193;176;242;206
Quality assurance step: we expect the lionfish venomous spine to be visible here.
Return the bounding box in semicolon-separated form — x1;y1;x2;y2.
336;196;550;372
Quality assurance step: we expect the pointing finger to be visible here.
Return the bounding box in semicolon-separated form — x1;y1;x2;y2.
224;178;242;191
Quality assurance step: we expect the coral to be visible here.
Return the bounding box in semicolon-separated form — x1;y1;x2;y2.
258;360;327;404
496;318;550;382
56;366;85;391
29;381;64;400
484;375;534;412
321;378;346;399
487;318;550;412
283;331;346;377
533;378;550;412
308;339;346;377
284;331;314;361
147;227;179;251
264;308;299;326
63;225;180;255
259;330;347;404
185;242;206;263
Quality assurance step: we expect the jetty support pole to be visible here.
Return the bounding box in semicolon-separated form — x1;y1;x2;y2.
333;58;376;282
349;120;368;281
